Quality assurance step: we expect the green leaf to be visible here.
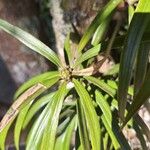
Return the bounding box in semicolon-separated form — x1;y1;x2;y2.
0;119;14;150
0;19;61;66
124;68;150;126
62;116;77;150
118;13;150;120
96;91;131;150
74;44;101;68
26;100;53;150
40;82;68;150
14;102;33;150
95;91;120;149
76;100;91;150
134;43;150;94
84;76;116;97
73;79;100;150
64;33;72;66
78;0;122;52
14;71;60;98
23;92;55;129
0;83;46;133
91;17;110;46
128;5;134;24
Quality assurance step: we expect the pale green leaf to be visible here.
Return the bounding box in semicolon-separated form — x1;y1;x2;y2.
73;79;100;150
14;71;60;98
78;0;122;52
74;44;101;68
0;19;61;66
23;92;55;129
84;76;116;97
40;82;68;150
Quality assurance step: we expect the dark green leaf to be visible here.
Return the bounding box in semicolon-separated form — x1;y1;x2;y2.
118;13;150;120
134;43;150;94
124;68;150;126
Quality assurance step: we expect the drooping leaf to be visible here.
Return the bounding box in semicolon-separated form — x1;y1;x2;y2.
95;91;120;149
0;119;14;150
78;0;122;52
23;92;55;129
134;43;150;95
62;115;77;150
95;91;131;150
14;71;60;98
0;83;46;133
26;100;53;150
118;12;150;120
124;68;150;126
14;102;33;150
73;79;100;150
76;100;91;150
40;82;68;150
0;19;61;66
84;76;116;97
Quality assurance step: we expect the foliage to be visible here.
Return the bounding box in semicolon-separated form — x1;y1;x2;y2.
0;0;150;149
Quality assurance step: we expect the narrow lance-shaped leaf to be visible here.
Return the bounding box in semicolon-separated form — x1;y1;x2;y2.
73;79;100;150
23;92;55;129
0;19;61;66
76;100;91;150
14;102;33;150
91;16;110;46
62;115;77;150
134;43;150;95
118;13;150;120
95;91;120;149
0;119;14;150
0;83;46;132
40;82;68;150
74;44;101;68
26;99;54;150
84;76;116;97
14;91;57;148
78;0;122;52
64;33;72;66
124;68;150;126
14;71;60;98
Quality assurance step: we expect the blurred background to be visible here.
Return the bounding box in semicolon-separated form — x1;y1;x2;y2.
0;0;149;149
